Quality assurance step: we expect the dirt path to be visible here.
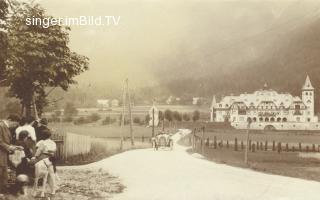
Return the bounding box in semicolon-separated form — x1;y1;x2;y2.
65;129;320;200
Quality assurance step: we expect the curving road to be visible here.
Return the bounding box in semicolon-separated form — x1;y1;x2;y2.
69;129;320;200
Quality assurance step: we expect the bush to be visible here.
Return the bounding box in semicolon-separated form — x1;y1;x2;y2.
89;113;101;122
102;116;116;125
63;116;73;122
182;113;190;121
133;117;141;124
192;110;200;122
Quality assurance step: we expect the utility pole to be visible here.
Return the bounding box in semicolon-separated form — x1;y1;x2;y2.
120;80;126;150
244;119;252;165
126;79;134;146
152;103;155;137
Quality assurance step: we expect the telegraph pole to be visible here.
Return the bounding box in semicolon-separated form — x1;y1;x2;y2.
126;79;135;146
244;118;252;165
152;104;155;137
120;80;126;150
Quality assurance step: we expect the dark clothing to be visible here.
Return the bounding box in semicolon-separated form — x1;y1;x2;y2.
0;166;8;193
0;121;12;193
34;125;49;142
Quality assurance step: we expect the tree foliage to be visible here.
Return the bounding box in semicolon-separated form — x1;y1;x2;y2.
4;3;89;116
182;113;190;121
0;0;8;81
64;102;78;117
192;110;200;122
164;109;173;122
173;111;182;122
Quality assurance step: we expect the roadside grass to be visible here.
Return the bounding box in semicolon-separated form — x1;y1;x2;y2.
180;137;320;182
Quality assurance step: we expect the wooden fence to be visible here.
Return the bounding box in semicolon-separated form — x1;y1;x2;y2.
185;127;320;154
52;132;91;160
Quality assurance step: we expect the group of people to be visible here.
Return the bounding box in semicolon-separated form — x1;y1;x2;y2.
0;114;57;197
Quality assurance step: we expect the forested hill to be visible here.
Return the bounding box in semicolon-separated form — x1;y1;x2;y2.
144;15;320;111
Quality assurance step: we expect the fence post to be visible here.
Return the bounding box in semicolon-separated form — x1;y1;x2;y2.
234;138;238;151
241;141;244;150
292;146;295;152
272;141;275;151
206;137;210;147
201;127;205;155
306;146;309;153
257;141;259;150
227;140;229;148
286;143;289;152
249;140;252;151
142;135;144;143
251;143;255;152
299;143;302;152
265;141;268;151
312;144;316;152
277;142;282;153
213;136;217;149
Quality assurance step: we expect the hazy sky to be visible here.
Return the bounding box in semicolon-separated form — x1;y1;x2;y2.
36;0;319;88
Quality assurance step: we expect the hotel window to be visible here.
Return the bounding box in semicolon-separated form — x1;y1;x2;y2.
219;104;222;108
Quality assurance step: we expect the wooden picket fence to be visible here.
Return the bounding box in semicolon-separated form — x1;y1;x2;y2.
51;132;91;161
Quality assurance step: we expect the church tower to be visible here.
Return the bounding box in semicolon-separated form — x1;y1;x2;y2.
302;75;315;118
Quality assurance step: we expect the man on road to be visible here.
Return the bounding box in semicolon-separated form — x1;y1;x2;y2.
0;114;22;197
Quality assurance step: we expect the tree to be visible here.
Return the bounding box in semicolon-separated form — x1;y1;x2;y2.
145;114;150;125
164;109;173;122
182;113;190;121
4;3;89;117
4;101;21;115
158;110;164;121
64;102;78;117
173;111;182;122
192;110;200;122
0;0;8;82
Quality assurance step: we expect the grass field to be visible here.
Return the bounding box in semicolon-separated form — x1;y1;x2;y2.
179;136;320;182
194;129;320;145
49;122;170;138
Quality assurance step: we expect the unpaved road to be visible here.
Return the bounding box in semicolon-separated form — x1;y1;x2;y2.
67;129;320;200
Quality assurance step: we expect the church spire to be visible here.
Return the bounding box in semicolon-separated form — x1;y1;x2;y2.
302;75;314;90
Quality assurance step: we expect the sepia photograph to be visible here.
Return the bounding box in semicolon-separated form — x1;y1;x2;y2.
0;0;320;199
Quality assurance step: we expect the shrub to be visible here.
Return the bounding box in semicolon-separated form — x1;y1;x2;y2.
192;110;200;122
182;113;190;121
102;116;116;125
89;113;101;122
63;116;73;122
133;117;141;124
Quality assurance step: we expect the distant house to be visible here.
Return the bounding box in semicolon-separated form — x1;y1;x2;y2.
192;97;200;105
111;99;119;107
97;99;110;108
166;96;173;105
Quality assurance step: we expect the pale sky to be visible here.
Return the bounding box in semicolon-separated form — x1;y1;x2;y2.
36;0;319;88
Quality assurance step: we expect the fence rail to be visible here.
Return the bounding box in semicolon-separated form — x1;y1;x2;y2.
186;129;320;154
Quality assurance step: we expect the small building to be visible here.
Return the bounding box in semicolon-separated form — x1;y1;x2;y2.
111;99;119;107
97;99;110;108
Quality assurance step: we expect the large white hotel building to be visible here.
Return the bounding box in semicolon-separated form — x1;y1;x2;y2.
210;76;320;130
